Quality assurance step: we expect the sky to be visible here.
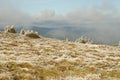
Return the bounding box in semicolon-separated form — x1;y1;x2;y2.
0;0;120;44
1;0;120;13
0;0;120;25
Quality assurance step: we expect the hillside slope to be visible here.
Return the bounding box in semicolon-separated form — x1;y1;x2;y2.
0;32;120;80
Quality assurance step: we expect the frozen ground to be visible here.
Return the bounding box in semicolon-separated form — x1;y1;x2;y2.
0;32;120;80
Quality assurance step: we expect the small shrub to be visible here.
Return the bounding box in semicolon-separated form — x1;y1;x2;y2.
13;74;34;80
75;36;93;44
5;62;18;71
57;66;67;72
118;41;120;46
20;29;25;35
18;62;34;69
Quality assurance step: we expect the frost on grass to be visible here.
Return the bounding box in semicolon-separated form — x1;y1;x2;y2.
75;36;93;44
20;29;40;38
4;25;16;33
0;30;120;80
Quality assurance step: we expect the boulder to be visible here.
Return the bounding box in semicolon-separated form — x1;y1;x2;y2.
24;31;40;38
5;25;16;33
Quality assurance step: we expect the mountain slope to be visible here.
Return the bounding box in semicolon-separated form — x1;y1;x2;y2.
0;32;120;80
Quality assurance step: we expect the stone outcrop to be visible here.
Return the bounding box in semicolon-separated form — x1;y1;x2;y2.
20;29;40;38
5;25;16;33
4;25;40;38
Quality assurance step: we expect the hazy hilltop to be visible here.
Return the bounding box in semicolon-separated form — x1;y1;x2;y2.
0;27;120;80
1;26;120;45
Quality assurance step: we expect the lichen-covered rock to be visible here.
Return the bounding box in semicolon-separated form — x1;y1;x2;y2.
5;25;16;33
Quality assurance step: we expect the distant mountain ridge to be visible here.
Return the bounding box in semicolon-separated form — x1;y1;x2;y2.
0;26;119;45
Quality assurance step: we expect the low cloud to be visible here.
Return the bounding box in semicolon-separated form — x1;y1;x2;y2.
33;3;120;27
0;2;120;44
32;4;120;44
0;8;32;27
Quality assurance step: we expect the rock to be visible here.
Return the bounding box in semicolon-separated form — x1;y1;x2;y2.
5;25;16;33
24;31;40;38
20;29;25;35
20;29;40;38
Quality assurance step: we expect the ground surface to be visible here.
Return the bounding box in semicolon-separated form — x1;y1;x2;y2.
0;32;120;80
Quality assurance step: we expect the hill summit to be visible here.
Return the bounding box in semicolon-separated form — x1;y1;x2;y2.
0;27;120;80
